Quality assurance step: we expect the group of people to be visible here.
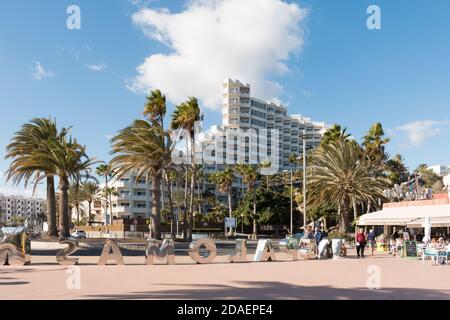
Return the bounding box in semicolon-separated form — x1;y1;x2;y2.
354;228;377;258
428;237;450;250
300;224;449;259
302;225;323;244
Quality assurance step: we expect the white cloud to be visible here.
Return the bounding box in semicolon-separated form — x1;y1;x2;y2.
390;120;450;147
31;61;54;80
85;62;107;72
128;0;307;110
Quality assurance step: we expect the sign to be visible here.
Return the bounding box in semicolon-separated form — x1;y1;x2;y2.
225;218;237;228
403;240;417;258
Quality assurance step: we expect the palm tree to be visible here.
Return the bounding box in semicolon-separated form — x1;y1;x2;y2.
307;140;389;232
81;181;100;225
171;97;201;240
100;186;118;221
5;118;69;238
259;160;272;188
362;122;390;166
320;124;351;146
39;136;97;237
110;119;173;240
68;183;87;225
210;167;235;234
144;89;167;129
386;154;408;186
235;164;259;238
96;163;113;224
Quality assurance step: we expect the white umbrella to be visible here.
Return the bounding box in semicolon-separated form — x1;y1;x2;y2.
422;216;431;244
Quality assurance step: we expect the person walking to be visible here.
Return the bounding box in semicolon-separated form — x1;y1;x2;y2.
314;227;322;245
367;229;377;256
355;228;367;258
302;226;314;240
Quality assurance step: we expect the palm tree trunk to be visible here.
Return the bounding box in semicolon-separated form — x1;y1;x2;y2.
151;174;162;240
46;175;58;237
228;189;233;236
352;198;358;220
104;173;109;225
88;201;92;226
252;188;257;238
188;172;195;240
76;205;80;225
188;136;195;241
187;167;194;241
340;201;350;233
167;175;176;239
59;177;70;238
183;167;189;240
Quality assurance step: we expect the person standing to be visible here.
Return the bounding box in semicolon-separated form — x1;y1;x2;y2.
303;226;314;240
314;227;322;244
367;229;377;256
355;228;367;258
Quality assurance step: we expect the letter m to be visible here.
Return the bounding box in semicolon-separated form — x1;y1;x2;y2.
146;239;176;265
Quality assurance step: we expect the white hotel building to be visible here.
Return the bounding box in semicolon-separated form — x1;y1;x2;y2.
99;79;329;220
209;79;329;171
428;165;450;177
0;194;46;224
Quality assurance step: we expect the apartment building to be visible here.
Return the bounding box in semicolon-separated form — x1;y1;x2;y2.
84;175;160;222
0;194;46;224
216;79;328;171
428;165;450;177
93;79;329;221
197;79;329;208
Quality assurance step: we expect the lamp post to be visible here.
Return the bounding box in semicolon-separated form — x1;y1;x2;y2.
283;169;293;236
241;213;244;234
302;129;307;228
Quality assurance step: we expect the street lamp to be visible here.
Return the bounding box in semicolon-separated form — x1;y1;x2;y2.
193;212;196;230
241;213;244;234
283;169;293;236
302;129;307;228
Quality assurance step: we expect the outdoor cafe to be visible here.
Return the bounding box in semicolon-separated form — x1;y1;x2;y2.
357;199;450;265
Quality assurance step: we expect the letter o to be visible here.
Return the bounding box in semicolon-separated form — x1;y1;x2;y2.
188;239;217;264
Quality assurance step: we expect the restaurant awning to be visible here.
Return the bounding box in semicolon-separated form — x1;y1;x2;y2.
357;204;450;227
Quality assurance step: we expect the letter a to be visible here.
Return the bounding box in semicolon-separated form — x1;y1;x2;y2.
367;5;381;30
98;240;125;266
66;5;81;30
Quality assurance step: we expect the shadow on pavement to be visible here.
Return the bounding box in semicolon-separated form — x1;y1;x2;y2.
82;281;450;300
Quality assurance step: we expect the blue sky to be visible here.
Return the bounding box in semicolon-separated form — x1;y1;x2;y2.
1;0;450;196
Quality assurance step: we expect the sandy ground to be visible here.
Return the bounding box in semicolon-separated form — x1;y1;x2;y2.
1;250;449;300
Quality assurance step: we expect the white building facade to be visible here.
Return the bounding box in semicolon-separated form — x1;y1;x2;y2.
0;194;46;224
214;79;328;171
428;165;450;177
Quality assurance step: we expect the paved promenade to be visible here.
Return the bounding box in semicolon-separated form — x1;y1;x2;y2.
1;249;449;300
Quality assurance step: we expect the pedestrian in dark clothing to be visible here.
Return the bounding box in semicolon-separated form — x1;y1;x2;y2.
367;229;377;255
355;228;367;258
314;227;322;245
